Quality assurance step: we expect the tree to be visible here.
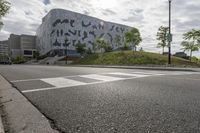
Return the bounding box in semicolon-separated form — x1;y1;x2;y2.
156;26;169;54
182;29;200;61
139;47;144;52
125;28;142;51
94;38;109;53
33;51;40;59
183;29;200;41
86;47;92;55
181;41;200;61
0;0;10;29
75;42;86;55
114;35;122;48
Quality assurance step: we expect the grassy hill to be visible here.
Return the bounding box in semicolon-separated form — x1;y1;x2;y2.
74;51;200;67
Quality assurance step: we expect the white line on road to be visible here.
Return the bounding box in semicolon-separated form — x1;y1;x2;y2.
21;77;137;93
108;72;151;77
41;77;86;87
21;72;164;93
79;74;124;81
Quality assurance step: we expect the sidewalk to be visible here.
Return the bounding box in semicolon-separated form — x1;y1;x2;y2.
0;75;59;133
71;65;200;72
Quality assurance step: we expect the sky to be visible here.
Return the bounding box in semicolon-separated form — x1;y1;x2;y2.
0;0;200;57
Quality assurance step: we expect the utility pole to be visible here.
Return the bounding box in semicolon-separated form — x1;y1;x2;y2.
65;37;69;65
168;0;172;65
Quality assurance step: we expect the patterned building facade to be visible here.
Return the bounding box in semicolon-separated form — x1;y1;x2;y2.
36;9;132;56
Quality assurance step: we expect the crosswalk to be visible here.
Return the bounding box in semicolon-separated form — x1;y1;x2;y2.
10;71;197;93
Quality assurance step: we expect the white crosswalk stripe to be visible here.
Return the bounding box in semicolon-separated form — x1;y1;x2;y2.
79;74;123;81
108;72;151;77
41;77;86;87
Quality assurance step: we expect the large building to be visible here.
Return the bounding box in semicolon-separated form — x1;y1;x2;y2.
36;9;132;56
8;34;36;58
0;40;8;55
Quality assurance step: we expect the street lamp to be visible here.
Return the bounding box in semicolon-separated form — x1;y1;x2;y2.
168;0;172;65
64;37;69;65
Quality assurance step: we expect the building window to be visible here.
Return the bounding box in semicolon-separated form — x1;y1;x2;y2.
24;50;32;55
57;30;59;37
61;29;63;36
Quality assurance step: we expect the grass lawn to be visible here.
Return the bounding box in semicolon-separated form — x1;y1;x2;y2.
73;51;200;67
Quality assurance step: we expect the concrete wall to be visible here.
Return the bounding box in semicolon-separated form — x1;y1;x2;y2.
20;35;36;49
8;34;21;50
0;40;8;55
7;34;36;58
36;9;132;55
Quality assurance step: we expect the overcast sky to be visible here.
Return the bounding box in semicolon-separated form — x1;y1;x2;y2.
0;0;200;57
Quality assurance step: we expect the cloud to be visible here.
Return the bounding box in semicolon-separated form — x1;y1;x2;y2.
101;9;117;16
0;0;200;57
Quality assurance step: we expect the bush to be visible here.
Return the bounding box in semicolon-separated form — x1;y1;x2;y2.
12;56;26;64
105;45;113;52
86;48;93;55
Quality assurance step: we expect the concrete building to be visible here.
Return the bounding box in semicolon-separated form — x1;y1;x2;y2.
0;40;8;55
8;34;36;58
36;9;132;56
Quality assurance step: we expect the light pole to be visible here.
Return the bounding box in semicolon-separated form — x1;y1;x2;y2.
64;37;69;65
168;0;172;65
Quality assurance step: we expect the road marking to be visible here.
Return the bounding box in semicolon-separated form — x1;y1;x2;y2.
11;71;196;83
41;77;86;87
13;71;200;94
21;72;160;93
10;75;80;83
79;74;123;81
21;77;137;93
130;71;165;75
108;72;151;77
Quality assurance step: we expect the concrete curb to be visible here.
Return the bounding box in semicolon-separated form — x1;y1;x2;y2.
0;75;59;133
71;65;200;72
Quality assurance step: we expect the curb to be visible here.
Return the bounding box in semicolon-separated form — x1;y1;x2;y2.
0;75;59;133
70;65;200;72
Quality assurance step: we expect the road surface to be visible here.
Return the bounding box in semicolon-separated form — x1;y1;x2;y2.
0;65;200;133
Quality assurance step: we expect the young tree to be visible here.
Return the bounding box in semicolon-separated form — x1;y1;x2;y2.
182;29;200;61
0;0;10;29
181;41;200;61
183;29;200;41
75;42;86;55
114;35;121;48
94;38;108;53
125;28;142;51
139;47;144;52
156;26;169;54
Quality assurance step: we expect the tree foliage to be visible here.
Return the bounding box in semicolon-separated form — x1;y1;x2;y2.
114;35;122;48
183;29;200;41
0;0;10;28
181;29;200;61
181;41;200;61
156;26;169;54
94;38;111;53
75;42;86;55
125;28;142;51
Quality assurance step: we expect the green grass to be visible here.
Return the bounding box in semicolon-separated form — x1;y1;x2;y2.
73;51;200;67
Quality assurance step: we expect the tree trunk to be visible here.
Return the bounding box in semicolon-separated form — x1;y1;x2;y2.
190;50;192;62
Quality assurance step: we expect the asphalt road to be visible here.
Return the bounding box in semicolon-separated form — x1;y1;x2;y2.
0;65;200;133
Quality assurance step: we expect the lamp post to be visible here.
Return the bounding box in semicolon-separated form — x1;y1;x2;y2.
64;37;69;65
168;0;172;65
